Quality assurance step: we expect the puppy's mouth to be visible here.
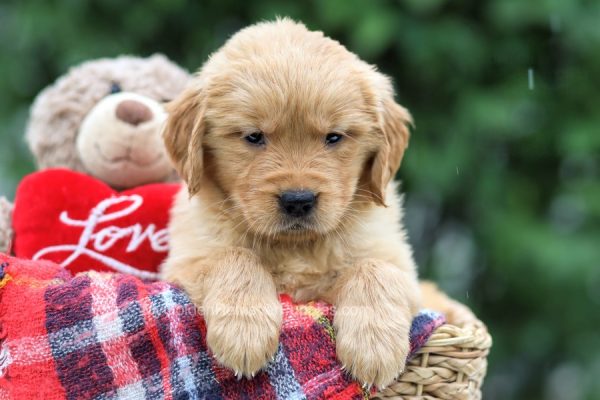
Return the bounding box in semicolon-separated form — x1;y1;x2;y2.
278;219;317;234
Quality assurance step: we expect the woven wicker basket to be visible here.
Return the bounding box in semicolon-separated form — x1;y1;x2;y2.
374;283;493;400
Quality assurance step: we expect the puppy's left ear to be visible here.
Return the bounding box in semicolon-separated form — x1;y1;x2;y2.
370;94;412;206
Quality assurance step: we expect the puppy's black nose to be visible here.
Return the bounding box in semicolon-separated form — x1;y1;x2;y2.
279;190;316;218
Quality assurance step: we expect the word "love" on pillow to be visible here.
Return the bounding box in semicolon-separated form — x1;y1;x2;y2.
12;169;180;279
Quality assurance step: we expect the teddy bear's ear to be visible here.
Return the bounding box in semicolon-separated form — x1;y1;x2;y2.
163;82;206;197
0;197;14;254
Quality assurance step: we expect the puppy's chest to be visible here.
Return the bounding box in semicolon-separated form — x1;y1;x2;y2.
261;247;350;302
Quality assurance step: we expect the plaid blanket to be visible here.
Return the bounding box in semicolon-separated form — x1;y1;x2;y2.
0;254;444;400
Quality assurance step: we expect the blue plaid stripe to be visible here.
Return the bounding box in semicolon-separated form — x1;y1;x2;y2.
119;301;146;334
45;275;116;399
184;351;222;396
115;276;166;400
48;319;97;358
151;289;222;399
268;344;306;400
171;355;199;399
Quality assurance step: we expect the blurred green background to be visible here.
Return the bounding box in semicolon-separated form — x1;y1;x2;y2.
1;1;599;399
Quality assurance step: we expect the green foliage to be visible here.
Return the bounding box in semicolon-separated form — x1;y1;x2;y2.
0;1;598;398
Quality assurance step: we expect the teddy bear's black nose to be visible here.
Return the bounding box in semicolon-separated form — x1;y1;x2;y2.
116;100;153;126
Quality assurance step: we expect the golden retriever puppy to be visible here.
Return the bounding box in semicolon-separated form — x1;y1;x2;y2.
161;18;421;388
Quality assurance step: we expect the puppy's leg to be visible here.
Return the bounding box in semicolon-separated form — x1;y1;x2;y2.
163;247;282;377
333;259;420;388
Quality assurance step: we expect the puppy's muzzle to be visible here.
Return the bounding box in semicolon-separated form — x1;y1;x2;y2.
278;190;317;218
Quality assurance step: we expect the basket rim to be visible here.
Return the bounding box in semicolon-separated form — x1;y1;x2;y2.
373;285;493;399
421;323;492;350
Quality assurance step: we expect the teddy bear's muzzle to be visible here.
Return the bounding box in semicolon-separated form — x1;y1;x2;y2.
76;92;174;188
115;99;153;126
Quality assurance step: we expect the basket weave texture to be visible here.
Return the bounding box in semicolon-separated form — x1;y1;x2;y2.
374;287;492;400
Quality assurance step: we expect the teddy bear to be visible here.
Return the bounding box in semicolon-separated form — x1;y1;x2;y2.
0;54;190;255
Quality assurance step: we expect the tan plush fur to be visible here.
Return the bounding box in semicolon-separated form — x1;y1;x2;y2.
161;19;421;388
0;198;13;254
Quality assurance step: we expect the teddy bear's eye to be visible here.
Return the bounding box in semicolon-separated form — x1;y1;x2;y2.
109;82;122;94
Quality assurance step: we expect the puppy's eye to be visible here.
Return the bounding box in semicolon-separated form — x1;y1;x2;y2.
109;82;122;94
244;131;265;146
325;133;343;146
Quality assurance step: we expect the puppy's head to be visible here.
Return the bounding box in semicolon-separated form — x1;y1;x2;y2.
164;19;411;239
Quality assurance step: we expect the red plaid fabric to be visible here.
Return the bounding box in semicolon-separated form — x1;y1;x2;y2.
0;254;444;400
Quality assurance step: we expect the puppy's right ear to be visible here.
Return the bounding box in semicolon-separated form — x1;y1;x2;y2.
163;84;206;197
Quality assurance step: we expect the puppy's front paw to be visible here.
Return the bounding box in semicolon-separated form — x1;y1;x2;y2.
334;308;411;389
205;296;282;378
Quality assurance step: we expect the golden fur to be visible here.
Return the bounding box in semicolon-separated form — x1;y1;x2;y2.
161;19;421;388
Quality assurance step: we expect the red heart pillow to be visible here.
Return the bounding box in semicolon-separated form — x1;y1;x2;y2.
12;169;180;278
